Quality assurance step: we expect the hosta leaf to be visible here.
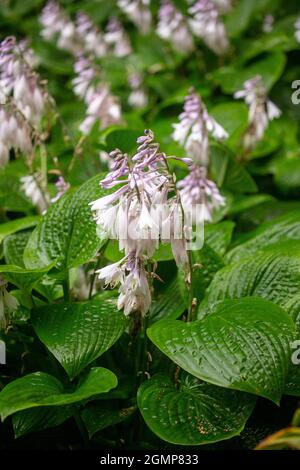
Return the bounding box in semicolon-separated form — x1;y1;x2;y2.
149;276;187;324
23;174;108;270
148;298;295;403
105;129;141;153
0;367;117;421
209;102;248;148
200;251;300;316
283;294;300;396
81;402;136;438
226;211;300;263
204;221;235;257
32;295;127;379
214;52;286;94
137;373;256;445
0;216;39;244
0;263;56;293
3;231;31;267
210;144;257;194
13;406;73;438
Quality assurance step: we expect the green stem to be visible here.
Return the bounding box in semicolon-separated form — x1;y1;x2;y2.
63;271;70;302
73;406;89;447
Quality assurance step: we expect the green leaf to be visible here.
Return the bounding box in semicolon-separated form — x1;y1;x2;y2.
200;251;300;316
283;294;300;396
0;216;39;244
149;276;187;324
23;174;108;271
209;102;248;148
147;298;295;403
228;194;275;216
105;129;141;153
204;221;235;257
32;295;127;379
210;144;257;194
138;373;256;445
274;158;300;193
214;53;286;94
3;231;31;267
13;406;73;438
81;402;136;438
226;211;300;263
0;263;56;293
0;367;117;421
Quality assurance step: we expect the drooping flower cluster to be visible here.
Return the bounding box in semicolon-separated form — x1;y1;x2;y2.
128;72;148;109
73;56;122;134
234;75;281;151
40;2;132;59
0;276;19;330
188;0;229;55
104;17;132;58
156;0;194;54
295;18;300;44
20;173;49;213
117;0;152;34
75;12;107;58
40;0;78;54
172;90;228;166
91;130;189;316
0;36;47;166
172;89;227;222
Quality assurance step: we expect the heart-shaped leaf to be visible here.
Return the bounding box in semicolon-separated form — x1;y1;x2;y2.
200;251;300;317
149;276;187;324
3;231;31;267
226;211;300;263
81;402;136;438
147;298;295;403
0;367;117;421
138;373;256;445
0;216;39;244
24;174;108;271
12;406;73;438
0;262;56;293
32;295;127;379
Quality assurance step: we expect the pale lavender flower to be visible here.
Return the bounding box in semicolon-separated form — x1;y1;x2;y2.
0;106;32;167
128;72;148;108
20;174;49;213
76;12;107;58
117;254;151;316
72;56;96;101
157;0;194;54
117;0;152;34
40;1;78;54
90;131;170;257
188;0;229;55
0;37;45;125
295;18;300;44
105;17;132;57
262;14;274;33
97;252;151;316
177;165;225;222
234;75;281;150
51;176;70;203
172;89;228;166
72;56;122;133
0;276;19;330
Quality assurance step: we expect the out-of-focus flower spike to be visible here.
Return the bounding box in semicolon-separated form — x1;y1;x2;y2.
118;0;152;34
